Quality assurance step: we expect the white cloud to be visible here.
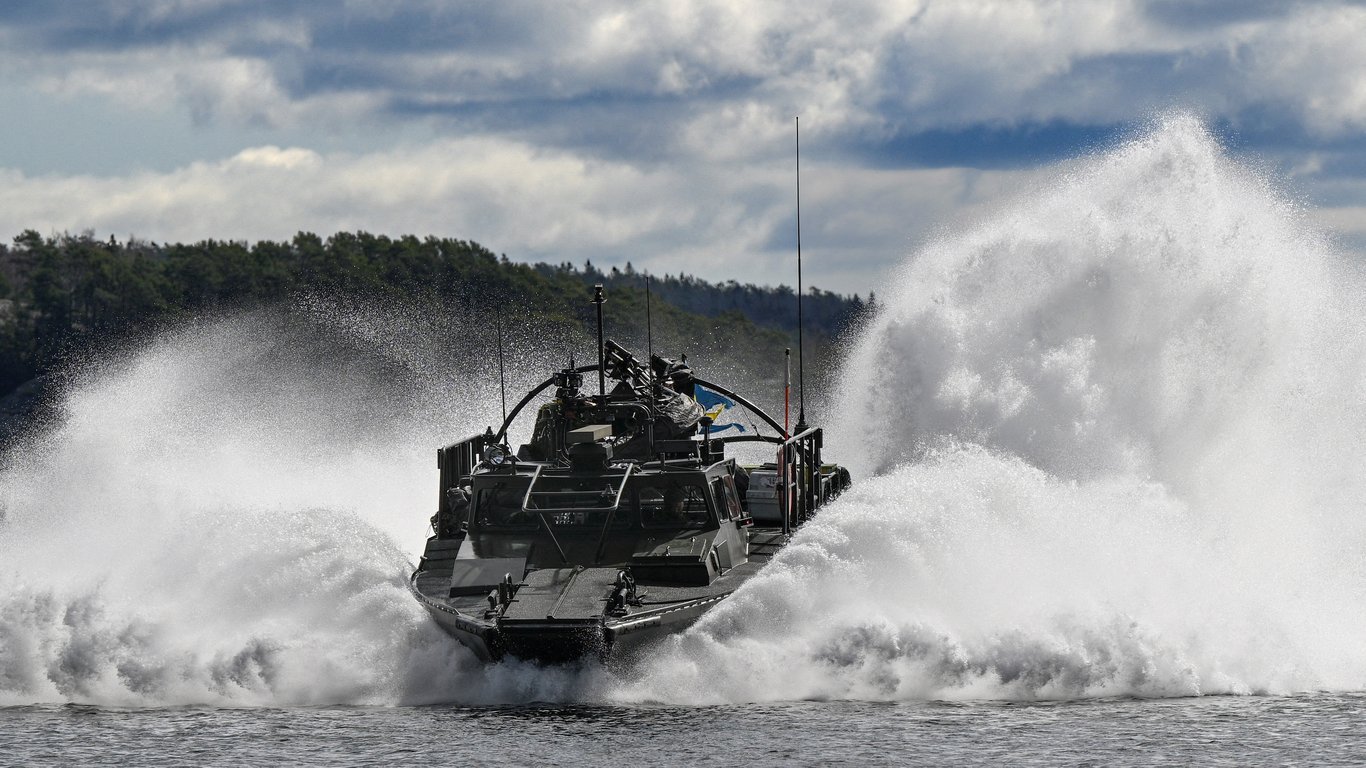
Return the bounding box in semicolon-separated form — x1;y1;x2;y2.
1313;206;1366;247
854;1;1366;134
1239;4;1366;135
3;0;1366;295
0;137;1028;294
28;47;379;129
7;1;1366;145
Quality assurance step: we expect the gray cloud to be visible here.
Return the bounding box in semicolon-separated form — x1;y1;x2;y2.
3;1;1366;293
0;137;1029;295
1141;0;1300;29
5;2;1364;149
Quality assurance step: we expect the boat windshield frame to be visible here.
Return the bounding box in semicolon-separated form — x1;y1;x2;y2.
470;467;721;533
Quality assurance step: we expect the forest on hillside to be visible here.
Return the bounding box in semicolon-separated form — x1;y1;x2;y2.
0;230;875;398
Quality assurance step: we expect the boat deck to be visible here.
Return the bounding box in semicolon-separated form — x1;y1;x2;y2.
414;526;789;616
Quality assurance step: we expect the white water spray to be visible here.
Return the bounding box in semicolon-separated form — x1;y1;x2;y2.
0;306;570;706
624;115;1366;702
3;116;1363;706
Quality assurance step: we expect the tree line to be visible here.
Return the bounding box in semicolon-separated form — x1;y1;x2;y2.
0;230;874;397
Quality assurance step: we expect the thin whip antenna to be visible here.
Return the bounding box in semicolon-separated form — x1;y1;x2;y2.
795;115;807;430
497;319;508;430
645;273;657;454
592;285;606;398
784;347;791;438
646;273;654;380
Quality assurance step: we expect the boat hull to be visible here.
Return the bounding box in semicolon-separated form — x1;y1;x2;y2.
411;577;729;664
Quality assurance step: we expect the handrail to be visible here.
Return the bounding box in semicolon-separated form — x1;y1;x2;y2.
522;463;637;515
777;426;823;534
592;466;637;564
516;466;568;563
436;432;489;516
716;434;784;445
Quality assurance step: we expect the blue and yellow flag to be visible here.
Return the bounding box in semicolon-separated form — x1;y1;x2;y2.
695;384;747;434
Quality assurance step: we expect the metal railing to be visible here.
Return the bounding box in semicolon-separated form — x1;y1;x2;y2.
521;464;637;514
777;426;823;535
436;433;488;517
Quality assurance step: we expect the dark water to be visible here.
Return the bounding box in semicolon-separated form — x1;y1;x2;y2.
4;695;1365;767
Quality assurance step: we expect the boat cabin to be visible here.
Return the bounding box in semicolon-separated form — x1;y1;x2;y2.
447;457;752;588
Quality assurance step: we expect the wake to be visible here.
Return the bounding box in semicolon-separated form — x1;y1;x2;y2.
4;115;1362;706
624;115;1366;702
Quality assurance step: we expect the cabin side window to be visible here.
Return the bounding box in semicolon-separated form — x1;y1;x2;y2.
638;481;711;529
713;477;742;520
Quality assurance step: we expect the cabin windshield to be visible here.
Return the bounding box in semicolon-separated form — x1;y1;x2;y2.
475;481;536;529
634;479;711;529
474;475;714;530
526;474;634;529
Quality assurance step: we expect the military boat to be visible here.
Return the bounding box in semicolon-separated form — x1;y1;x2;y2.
409;289;851;664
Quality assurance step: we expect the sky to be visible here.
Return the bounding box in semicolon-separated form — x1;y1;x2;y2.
2;0;1365;296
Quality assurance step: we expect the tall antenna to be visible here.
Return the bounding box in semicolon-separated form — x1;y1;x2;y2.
592;284;606;397
496;318;508;430
795;115;807;431
784;347;791;438
646;273;654;374
645;273;657;455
